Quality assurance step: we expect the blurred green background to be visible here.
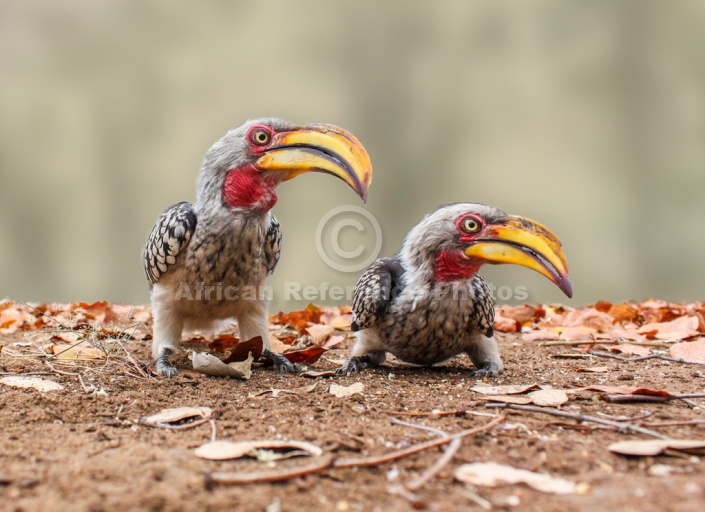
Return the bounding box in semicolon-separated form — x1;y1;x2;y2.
1;0;704;310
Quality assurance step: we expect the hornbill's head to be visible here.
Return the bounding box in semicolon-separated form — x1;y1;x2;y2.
400;203;572;297
196;118;372;212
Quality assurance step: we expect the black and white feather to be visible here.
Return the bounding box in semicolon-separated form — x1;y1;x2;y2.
351;257;405;331
263;214;282;276
143;202;197;285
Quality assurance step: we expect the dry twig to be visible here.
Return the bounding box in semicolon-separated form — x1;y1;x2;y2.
485;403;669;440
587;350;705;366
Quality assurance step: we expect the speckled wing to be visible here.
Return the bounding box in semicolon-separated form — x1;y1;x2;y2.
351;257;405;331
143;202;197;285
264;214;282;276
469;277;495;338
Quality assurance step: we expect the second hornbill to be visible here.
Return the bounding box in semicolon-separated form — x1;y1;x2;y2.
144;118;372;377
338;203;571;376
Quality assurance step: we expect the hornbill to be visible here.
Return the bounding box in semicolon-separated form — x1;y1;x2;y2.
144;118;372;377
338;203;571;376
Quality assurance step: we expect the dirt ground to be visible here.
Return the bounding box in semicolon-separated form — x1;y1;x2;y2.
1;319;705;512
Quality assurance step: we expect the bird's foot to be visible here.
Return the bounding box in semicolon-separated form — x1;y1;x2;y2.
336;355;371;375
263;348;301;374
155;349;179;378
469;361;501;378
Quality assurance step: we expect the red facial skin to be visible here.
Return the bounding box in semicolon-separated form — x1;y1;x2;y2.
433;213;486;282
222;124;280;212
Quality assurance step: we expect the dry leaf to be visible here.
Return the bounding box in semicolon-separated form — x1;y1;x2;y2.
607;328;647;343
329;382;364;397
609;439;705;457
192;352;252;379
306;324;334;346
221;336;263;363
471;384;539;395
0;376;64;392
493;314;519;333
194;440;322;461
301;370;337;378
478;395;532;405
50;341;105;360
638;316;700;341
528;389;569;406
455;462;577;494
670;339;705;363
321;334;345;350
577;366;609;373
560;326;597;341
141;406;212;426
563;309;615;331
609;344;651;357
522;329;559;342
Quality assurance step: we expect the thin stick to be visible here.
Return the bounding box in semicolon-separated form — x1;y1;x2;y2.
386;409;467;418
209;419;217;443
540;340;670;348
587;350;705;366
597;410;656;422
390;416;449;438
44;360;92;392
485;403;669;440
206;415;505;486
334;415;504;468
604;393;705;403
206;456;335;486
406;436;461;491
640;419;705;428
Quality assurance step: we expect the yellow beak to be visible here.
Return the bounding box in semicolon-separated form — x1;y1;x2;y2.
254;124;373;202
463;215;572;297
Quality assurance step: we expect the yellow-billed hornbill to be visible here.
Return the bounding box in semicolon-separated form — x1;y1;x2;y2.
338;203;571;376
144;118;372;377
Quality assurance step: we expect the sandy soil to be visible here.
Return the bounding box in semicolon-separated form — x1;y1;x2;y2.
1;325;705;512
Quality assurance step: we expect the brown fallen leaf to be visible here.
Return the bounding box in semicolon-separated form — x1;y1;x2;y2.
609;439;705;457
329;382;364;398
321;334;345;350
560;326;597;341
281;346;327;365
306;324;335;346
609;343;651;357
571;385;675;397
0;376;64;392
140;406;212;427
478;395;532;405
221;336;264;363
269;304;323;335
607;303;640;323
669;339;705;363
49;341;105;360
562;309;615;331
577;366;609;373
493;314;519;333
192;352;252;379
455;462;577;494
194;440;323;461
522;329;559;342
496;304;546;325
638;316;700;341
607;328;648;343
301;370;337;379
528;389;569;406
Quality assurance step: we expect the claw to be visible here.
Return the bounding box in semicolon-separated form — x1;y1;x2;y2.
336;355;370;375
469;361;501;378
156;349;178;378
263;348;301;374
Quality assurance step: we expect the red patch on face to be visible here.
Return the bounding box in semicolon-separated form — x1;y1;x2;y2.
433;249;481;282
223;164;278;211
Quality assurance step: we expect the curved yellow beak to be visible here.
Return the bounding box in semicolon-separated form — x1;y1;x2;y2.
463;215;572;297
254;124;373;202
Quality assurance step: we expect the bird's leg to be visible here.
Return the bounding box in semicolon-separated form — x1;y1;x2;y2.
237;301;300;374
151;298;184;378
466;334;503;377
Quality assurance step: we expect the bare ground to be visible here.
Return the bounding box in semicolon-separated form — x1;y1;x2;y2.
1;327;705;512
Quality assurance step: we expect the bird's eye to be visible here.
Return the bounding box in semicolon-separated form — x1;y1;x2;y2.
251;129;271;146
462;217;482;233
